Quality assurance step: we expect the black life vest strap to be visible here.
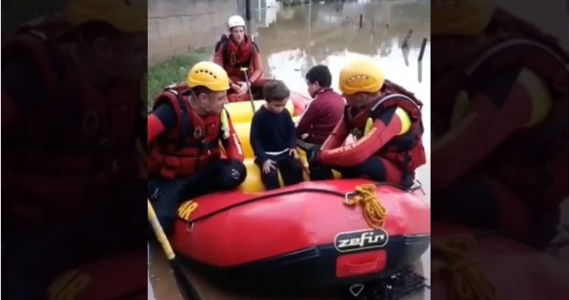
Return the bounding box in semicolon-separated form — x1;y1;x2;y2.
400;152;413;188
342;105;352;131
171;91;218;172
165;89;220;156
174;92;193;150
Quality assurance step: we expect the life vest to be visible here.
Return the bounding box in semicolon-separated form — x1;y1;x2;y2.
345;80;426;185
432;8;568;203
2;18;143;224
215;34;260;78
148;84;231;180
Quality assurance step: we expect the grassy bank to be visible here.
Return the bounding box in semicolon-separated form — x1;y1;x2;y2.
147;50;210;111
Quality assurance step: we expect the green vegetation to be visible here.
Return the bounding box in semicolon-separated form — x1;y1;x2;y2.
147;50;210;111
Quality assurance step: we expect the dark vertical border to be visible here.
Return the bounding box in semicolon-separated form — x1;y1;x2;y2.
430;0;569;299
2;0;149;299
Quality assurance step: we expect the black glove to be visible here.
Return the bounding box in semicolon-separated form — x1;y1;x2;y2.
306;147;321;165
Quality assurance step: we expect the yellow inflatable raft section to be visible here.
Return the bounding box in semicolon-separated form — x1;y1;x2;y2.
225;100;295;124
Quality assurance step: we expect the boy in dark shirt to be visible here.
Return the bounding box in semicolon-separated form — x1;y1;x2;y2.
250;80;305;190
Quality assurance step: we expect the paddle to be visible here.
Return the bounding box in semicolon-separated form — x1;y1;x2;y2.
147;200;201;300
240;67;257;113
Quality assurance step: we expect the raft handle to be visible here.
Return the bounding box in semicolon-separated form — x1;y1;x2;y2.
409;180;425;195
344;260;379;275
185;222;195;234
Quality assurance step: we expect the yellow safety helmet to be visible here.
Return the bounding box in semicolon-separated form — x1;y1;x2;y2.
339;59;385;96
432;0;495;36
68;0;147;33
187;62;230;92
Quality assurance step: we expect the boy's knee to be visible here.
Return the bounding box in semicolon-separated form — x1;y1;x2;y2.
265;169;280;180
289;160;304;173
218;160;247;189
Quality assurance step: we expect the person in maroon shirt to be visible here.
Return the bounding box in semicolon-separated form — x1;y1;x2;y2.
296;65;345;180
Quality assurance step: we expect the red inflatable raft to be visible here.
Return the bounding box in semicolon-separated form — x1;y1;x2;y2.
171;179;430;292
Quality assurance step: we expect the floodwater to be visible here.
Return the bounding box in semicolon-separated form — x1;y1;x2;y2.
149;1;431;299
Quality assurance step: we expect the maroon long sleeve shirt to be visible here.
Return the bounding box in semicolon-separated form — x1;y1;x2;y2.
296;88;345;145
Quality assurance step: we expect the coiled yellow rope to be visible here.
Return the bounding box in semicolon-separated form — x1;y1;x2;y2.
344;184;387;229
432;235;497;300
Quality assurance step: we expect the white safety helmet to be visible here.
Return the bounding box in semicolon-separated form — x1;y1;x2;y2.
228;15;246;30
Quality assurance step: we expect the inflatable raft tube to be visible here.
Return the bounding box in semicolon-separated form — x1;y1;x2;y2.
171;180;430;292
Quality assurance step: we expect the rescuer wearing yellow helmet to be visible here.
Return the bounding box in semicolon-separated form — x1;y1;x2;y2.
430;0;568;246
2;0;149;298
147;61;246;234
306;59;426;188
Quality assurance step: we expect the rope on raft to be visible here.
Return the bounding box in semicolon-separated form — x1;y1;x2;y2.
344;184;388;230
341;184;430;300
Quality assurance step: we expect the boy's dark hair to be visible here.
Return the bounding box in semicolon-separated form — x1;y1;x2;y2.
263;80;290;102
305;65;332;88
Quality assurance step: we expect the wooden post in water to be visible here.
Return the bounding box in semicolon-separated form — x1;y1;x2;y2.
417;38;427;83
359;14;363;28
418;62;422;83
402;48;410;67
245;0;252;21
401;29;413;50
418;37;427;61
307;0;312;59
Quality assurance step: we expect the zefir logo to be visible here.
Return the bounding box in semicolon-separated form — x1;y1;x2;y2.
334;229;389;253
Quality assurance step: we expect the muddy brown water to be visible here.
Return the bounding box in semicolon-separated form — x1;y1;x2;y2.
148;1;431;299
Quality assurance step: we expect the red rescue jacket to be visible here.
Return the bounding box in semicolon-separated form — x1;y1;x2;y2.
213;34;262;82
148;84;231;179
2;19;143;224
432;8;568;203
345;81;426;183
